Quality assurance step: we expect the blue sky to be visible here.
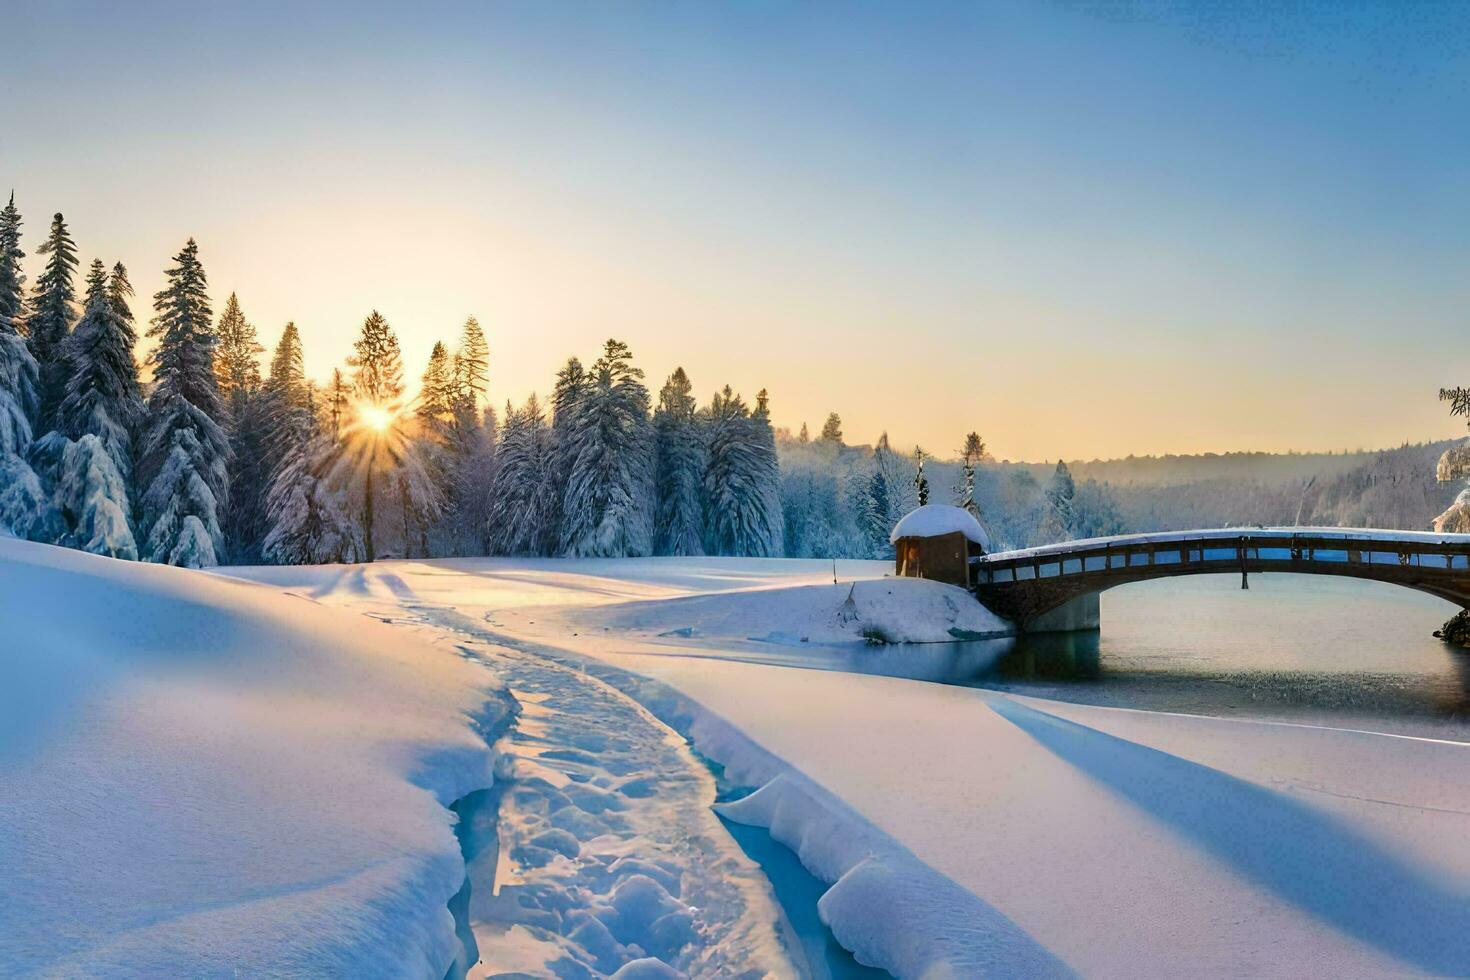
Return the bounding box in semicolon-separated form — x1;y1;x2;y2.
6;1;1469;459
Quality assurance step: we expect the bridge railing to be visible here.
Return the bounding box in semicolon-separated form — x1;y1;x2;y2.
971;530;1470;586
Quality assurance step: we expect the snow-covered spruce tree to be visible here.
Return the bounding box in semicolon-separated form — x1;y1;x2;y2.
213;293;270;560
1038;459;1077;543
260;323;310;459
819;412;843;446
213;293;264;407
137;239;231;567
0;199;56;540
416;340;454;438
853;432;909;556
558;340;655;557
551;355;589;455
455;315;489;403
434;325;498;556
0;193;29;341
342;310;406;559
28;213;79;428
58;262;143;477
262;432;365;564
750;389;784;551
652;367;705;556
702;385;783;557
955;431;985;519
46;261;145;558
485;395;561;555
324;367;349;441
913;447;930;506
543;355;589;542
260;323;363;564
51;434;136;558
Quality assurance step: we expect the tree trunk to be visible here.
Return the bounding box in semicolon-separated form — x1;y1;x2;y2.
364;455;376;561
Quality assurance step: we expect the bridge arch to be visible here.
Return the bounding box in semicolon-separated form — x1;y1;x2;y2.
971;528;1470;629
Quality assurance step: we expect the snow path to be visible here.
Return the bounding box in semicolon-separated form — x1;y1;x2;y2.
331;571;800;978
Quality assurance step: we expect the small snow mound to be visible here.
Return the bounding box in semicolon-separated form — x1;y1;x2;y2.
609;957;687;979
890;503;989;550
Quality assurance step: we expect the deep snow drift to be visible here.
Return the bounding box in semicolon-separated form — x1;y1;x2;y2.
0;539;509;976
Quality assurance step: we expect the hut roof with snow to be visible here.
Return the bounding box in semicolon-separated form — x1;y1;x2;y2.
890;505;989;587
890;504;990;551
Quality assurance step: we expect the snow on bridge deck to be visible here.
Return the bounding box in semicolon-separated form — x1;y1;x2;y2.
979;526;1470;564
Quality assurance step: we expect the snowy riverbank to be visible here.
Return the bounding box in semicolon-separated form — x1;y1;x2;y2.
229;555;1470;975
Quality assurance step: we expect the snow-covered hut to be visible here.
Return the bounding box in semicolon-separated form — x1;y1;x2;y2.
890;504;989;587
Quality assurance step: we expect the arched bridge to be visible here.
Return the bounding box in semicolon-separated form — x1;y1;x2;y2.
971;528;1470;629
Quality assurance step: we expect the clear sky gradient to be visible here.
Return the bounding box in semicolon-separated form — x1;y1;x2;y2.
6;1;1469;460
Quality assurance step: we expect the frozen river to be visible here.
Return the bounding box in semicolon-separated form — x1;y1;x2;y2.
990;573;1470;738
656;572;1470;740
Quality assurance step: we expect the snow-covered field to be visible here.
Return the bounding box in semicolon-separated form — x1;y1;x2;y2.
0;538;508;976
9;542;1470;976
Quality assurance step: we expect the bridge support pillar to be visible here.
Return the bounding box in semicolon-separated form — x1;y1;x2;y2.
1024;593;1100;634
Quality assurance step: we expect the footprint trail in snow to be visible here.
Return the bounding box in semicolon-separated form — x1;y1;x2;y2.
349;573;799;979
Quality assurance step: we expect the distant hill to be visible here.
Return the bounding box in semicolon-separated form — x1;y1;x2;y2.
993;443;1460;488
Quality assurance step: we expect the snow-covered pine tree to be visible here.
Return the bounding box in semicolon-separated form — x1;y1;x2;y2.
404;341;454;556
857;455;892;557
393;444;446;558
551;355;589;445
853;432;910;555
260;323;363;564
58;262;142;478
47;261;145;558
558;340;655;557
913;447;930;506
702;385;783;557
262;430;365;564
652;367;705;556
137;238;231;567
543;355;589;542
955;431;985;518
798;421;810;444
0;195;56;540
325;367;349;441
1039;459;1077;542
213;294;270;560
261;322;311;458
28;213;79;427
0;193;28;341
348;310;404;405
343;310;406;559
213;293;264;407
819;412;843;446
434;327;497;556
416;340;454;438
484;396;561;555
750;389;784;553
0;197;55;541
52;434;136;558
454;315;489;403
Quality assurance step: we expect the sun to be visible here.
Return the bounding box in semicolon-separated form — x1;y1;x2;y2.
360;404;394;433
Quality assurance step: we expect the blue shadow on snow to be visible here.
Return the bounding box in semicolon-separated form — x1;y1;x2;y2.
990;697;1470;975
